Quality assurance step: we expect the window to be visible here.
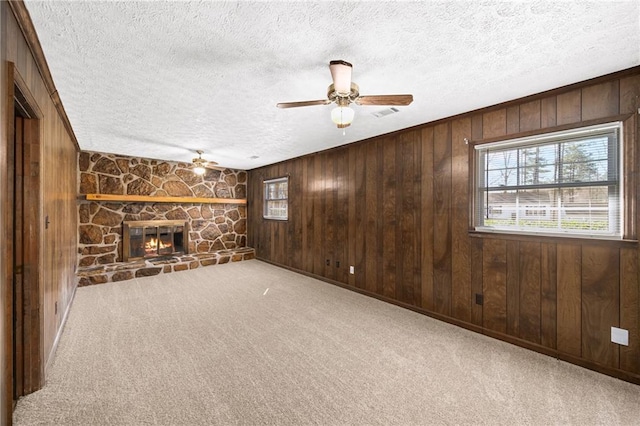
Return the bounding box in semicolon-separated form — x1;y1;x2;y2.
474;122;623;239
263;177;288;220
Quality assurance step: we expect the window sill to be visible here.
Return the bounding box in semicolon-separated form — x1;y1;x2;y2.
468;229;638;247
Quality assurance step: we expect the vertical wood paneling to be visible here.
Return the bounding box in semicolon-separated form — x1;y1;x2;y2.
540;243;557;349
382;139;397;298
365;142;379;295
471;114;483;141
620;248;639;374
556;89;582;125
252;171;263;253
518;242;541;344
506;241;520;336
451;118;472;322
483;238;507;334
397;131;420;306
557;244;582;356
347;146;357;287
506;106;519;134
582;245;620;368
266;168;276;260
619;75;640;114
336;151;348;283
471;238;483;326
2;54;12;418
421;127;434;310
519;100;541;132
324;154;336;280
301;156;314;272
278;163;288;267
275;165;284;263
433;123;452;315
581;81;620;121
623;115;637;240
482;109;507;139
313;156;323;276
289;159;302;270
354;144;366;289
245;170;256;250
247;68;640;384
375;141;385;295
541;96;557;128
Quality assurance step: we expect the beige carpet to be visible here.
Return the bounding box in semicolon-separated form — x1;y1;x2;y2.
13;260;640;425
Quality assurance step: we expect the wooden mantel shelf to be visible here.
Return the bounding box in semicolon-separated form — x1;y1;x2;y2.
83;193;246;205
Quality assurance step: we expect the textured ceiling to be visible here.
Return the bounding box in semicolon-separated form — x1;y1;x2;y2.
24;1;640;170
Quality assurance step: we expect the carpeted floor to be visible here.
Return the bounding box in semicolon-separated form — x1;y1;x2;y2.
13;260;640;425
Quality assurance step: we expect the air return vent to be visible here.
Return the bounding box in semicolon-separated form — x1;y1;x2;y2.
371;107;399;118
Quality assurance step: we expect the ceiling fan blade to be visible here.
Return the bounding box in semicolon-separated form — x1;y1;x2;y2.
206;164;225;171
355;94;414;106
276;99;331;108
329;60;352;96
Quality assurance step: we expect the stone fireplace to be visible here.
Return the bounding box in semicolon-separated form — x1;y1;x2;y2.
122;220;188;261
76;150;254;286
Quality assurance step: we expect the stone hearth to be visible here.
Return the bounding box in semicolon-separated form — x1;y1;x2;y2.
77;247;255;286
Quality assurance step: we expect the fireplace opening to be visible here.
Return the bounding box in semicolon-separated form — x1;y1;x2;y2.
123;220;188;261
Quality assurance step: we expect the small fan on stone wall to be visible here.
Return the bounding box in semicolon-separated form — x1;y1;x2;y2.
192;150;219;175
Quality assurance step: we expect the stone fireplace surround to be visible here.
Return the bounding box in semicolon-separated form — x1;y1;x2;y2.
76;151;254;285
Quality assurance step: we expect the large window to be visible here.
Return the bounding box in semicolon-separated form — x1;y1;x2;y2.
474;122;623;239
263;177;288;220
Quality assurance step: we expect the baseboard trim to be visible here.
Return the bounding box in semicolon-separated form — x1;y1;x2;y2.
45;284;78;376
255;257;640;386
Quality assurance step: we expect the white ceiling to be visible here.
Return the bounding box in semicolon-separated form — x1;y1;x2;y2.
24;1;640;170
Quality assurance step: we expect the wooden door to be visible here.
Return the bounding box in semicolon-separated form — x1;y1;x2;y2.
13;115;25;403
7;67;44;414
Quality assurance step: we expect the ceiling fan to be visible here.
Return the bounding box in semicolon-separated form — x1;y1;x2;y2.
277;60;413;129
192;150;219;175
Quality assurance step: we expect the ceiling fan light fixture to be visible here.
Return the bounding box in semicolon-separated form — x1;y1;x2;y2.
331;106;354;128
192;149;211;175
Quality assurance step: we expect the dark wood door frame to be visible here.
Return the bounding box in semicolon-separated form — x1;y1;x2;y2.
4;62;43;418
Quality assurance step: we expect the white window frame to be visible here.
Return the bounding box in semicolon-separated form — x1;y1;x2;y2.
474;122;623;239
263;176;288;220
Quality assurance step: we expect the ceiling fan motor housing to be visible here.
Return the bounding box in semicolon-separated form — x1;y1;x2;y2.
327;83;360;105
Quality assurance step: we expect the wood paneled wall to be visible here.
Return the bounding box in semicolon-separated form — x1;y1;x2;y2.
248;67;640;384
1;1;78;423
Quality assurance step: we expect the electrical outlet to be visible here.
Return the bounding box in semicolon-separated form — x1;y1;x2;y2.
475;293;484;305
326;259;330;266
349;266;354;274
611;327;629;346
336;261;340;268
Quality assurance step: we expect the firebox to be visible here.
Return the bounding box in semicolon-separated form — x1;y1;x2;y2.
122;220;188;261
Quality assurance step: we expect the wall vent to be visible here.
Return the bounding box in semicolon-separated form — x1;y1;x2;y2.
372;107;399;118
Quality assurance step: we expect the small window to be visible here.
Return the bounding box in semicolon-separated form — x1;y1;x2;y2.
474;122;623;239
264;177;288;220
